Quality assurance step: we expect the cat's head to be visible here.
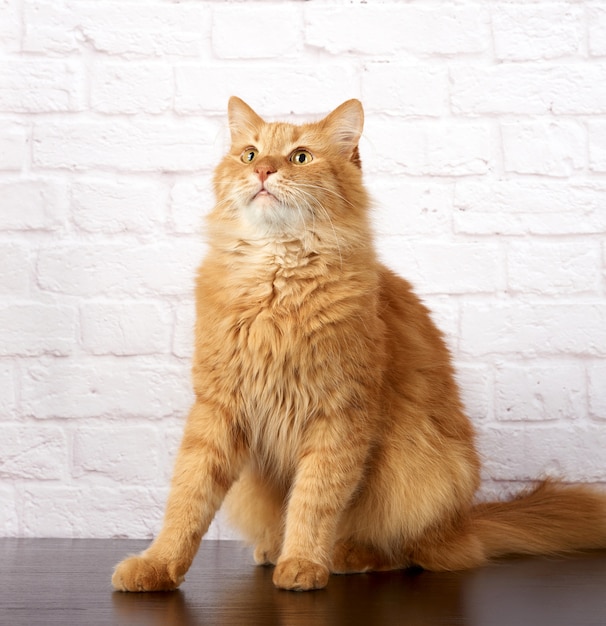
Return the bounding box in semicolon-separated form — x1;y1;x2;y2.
211;97;369;241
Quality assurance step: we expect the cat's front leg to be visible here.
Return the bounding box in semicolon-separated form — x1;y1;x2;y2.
112;401;246;592
273;418;368;591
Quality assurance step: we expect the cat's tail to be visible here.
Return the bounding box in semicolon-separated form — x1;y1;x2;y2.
413;480;606;571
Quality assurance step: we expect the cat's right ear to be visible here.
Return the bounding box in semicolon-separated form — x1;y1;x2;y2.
228;97;265;143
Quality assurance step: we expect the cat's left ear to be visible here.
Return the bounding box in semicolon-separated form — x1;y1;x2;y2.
321;99;364;163
227;96;265;143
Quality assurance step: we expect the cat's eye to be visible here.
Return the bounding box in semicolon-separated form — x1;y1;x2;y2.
290;149;313;165
240;148;258;164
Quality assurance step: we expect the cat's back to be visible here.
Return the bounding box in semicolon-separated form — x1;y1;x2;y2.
378;266;447;357
377;265;474;444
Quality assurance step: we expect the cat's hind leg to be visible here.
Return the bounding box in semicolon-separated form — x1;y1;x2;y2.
331;540;405;574
224;467;286;566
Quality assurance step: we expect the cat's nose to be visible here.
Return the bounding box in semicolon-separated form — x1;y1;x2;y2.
255;165;276;184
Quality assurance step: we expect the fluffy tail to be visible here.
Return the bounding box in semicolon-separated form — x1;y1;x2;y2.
413;480;606;571
473;480;606;557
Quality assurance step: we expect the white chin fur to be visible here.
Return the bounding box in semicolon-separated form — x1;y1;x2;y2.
241;197;309;237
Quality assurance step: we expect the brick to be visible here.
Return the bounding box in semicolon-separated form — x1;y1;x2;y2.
173;300;195;359
32;119;218;172
371;179;453;237
421;121;491;176
0;0;20;53
589;121;606;173
507;241;601;295
163;422;184;477
0;486;18;534
423;296;459;353
492;4;582;61
379;239;503;295
456;363;493;423
362;64;448;116
0;303;76;356
0;59;85;112
495;362;586;422
21;356;193;419
22;1;79;54
80;300;172;356
501;120;586;177
460;301;606;358
0;243;31;295
170;177;213;234
73;426;162;482
0;426;67;479
366;118;490;176
0;124;27;170
477;480;537;503
536;65;606;115
20;484;238;539
588;363;606;419
174;64;360;116
23;0;209;57
36;241;204;297
21;485;165;537
0;178;67;230
72;177;167;234
304;4;489;56
306;4;400;56
589;5;606;57
91;62;173;114
212;4;303;59
478;424;606;482
451;64;606;116
454;180;606;235
0;362;15;415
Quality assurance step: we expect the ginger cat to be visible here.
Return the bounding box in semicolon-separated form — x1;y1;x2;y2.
112;97;606;592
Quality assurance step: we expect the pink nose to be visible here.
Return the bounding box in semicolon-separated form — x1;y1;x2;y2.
255;165;276;184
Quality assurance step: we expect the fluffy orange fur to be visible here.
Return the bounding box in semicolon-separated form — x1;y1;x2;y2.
112;97;606;592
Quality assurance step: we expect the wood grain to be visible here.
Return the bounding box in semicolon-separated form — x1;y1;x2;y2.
1;539;606;626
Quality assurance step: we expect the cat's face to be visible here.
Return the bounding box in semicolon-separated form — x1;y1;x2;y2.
211;97;366;239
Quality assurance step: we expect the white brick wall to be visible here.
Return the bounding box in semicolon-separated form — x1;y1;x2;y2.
1;0;605;539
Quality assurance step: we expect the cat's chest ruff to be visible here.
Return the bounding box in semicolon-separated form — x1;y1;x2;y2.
233;239;325;306
223;241;335;396
244;239;318;274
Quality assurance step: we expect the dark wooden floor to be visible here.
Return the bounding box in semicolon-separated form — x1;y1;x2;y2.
2;539;606;626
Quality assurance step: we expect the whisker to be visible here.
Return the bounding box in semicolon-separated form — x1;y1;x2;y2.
285;187;344;269
294;182;358;210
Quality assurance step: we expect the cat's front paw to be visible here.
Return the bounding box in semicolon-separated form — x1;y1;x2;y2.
112;554;184;592
273;557;329;591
